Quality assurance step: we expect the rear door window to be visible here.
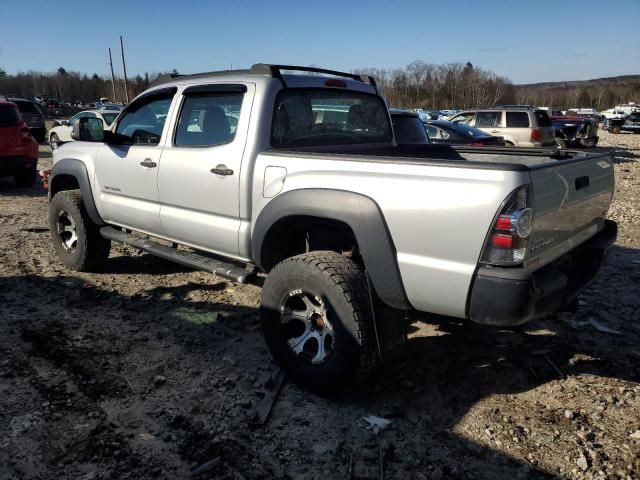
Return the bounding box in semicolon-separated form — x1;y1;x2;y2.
534;110;552;127
174;92;244;147
506;112;530;128
475;111;502;127
0;105;20;127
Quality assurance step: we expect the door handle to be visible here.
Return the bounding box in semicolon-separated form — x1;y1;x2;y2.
210;164;234;176
139;158;157;168
491;130;500;133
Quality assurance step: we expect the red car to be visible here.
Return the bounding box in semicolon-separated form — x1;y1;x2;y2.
0;100;39;187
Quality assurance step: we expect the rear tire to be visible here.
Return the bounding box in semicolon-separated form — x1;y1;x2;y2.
261;251;403;393
609;126;621;134
49;190;111;272
13;167;37;187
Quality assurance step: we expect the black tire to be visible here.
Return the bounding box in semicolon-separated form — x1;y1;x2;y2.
13;167;37;187
554;138;566;149
609;125;621;134
261;251;399;393
49;190;111;272
49;133;60;149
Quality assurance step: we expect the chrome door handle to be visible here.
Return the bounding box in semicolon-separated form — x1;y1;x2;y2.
139;158;157;168
210;164;234;176
490;130;500;133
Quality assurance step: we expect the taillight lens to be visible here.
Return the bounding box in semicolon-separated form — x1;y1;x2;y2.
531;128;541;142
21;126;32;142
480;186;533;266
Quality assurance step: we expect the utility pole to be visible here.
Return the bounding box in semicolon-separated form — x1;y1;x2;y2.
108;48;117;102
120;36;130;103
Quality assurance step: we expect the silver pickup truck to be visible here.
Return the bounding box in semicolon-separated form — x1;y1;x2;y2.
46;64;617;393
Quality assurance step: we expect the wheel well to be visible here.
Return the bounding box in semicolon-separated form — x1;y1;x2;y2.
50;174;80;197
260;216;359;271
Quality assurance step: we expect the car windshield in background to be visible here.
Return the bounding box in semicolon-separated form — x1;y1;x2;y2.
0;105;20;127
534;110;552;127
101;113;119;126
271;89;392;147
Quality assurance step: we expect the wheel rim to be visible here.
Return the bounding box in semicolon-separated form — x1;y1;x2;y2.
280;291;335;364
56;211;77;251
50;135;59;149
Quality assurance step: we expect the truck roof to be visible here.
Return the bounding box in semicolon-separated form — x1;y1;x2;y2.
146;64;381;98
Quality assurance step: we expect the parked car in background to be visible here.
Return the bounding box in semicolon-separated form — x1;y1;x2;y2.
49;109;121;148
448;106;554;147
604;111;640;134
424;120;505;146
7;98;46;143
600;108;626;120
0;100;39;186
389;109;430;144
551;115;599;148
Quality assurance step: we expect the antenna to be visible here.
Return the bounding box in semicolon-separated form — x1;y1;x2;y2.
120;36;130;103
108;48;117;102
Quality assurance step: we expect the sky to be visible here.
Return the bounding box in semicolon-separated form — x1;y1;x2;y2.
1;0;638;84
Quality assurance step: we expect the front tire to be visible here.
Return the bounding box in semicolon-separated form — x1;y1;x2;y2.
49;133;60;149
261;251;382;393
49;190;111;271
609;125;621;134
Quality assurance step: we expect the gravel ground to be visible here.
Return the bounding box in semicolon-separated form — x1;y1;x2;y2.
0;132;639;480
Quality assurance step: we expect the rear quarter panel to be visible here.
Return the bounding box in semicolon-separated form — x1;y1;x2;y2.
251;153;528;317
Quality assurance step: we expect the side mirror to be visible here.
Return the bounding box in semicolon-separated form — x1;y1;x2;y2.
72;117;104;142
61;120;69;126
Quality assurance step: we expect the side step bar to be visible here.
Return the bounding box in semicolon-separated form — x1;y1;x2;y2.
100;227;252;283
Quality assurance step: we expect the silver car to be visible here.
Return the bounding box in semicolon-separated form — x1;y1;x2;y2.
449;106;555;147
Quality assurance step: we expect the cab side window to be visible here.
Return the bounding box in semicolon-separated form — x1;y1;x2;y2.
506;112;530;128
115;93;174;145
174;92;243;147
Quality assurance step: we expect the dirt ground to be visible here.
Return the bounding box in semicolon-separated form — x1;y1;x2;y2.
1;132;639;480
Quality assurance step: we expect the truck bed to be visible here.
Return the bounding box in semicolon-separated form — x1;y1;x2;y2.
264;144;607;170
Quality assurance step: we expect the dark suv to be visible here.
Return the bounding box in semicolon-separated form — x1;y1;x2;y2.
8;98;46;143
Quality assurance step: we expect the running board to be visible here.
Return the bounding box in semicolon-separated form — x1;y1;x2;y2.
100;227;252;283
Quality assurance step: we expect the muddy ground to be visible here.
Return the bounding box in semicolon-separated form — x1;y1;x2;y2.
1;132;639;480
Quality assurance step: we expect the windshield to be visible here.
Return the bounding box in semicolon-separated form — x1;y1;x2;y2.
271;89;392;147
101;113;118;126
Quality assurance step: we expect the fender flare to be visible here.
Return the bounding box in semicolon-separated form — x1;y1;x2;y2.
49;158;104;225
252;188;410;310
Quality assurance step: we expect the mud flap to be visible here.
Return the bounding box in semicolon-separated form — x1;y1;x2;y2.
366;272;408;361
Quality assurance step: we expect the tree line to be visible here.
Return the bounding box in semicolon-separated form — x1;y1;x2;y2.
0;67;172;104
1;61;637;112
354;60;516;110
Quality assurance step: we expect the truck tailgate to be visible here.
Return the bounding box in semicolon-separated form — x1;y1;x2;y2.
525;154;614;270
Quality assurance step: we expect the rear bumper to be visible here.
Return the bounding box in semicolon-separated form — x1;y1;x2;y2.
467;220;617;326
0;155;36;176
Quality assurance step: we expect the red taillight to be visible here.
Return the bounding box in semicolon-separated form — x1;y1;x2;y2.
21;126;31;142
531;128;541;142
491;234;513;249
480;187;534;266
495;215;512;231
472;141;484;146
325;79;347;87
